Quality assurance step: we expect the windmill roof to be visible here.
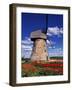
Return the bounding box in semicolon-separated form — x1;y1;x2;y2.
30;30;46;39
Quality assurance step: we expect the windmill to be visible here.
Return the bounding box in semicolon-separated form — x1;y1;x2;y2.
30;14;49;62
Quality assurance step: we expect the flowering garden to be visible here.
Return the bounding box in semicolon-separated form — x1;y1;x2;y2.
21;59;63;77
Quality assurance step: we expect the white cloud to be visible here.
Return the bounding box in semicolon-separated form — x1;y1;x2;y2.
21;45;32;50
46;40;50;45
48;45;56;49
21;37;33;58
47;26;63;36
48;46;52;49
46;40;56;47
21;49;32;58
49;48;63;57
21;37;33;45
47;33;52;36
53;46;55;48
59;28;63;34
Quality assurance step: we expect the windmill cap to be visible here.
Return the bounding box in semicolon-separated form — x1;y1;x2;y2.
30;30;47;40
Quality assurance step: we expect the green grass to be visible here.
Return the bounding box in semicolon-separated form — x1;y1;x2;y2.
50;56;63;59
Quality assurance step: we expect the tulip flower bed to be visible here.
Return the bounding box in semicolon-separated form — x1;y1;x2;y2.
21;60;63;77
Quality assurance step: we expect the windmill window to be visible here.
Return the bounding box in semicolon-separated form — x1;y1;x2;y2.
45;49;46;52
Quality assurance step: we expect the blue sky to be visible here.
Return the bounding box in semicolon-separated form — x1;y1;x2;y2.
21;13;63;58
